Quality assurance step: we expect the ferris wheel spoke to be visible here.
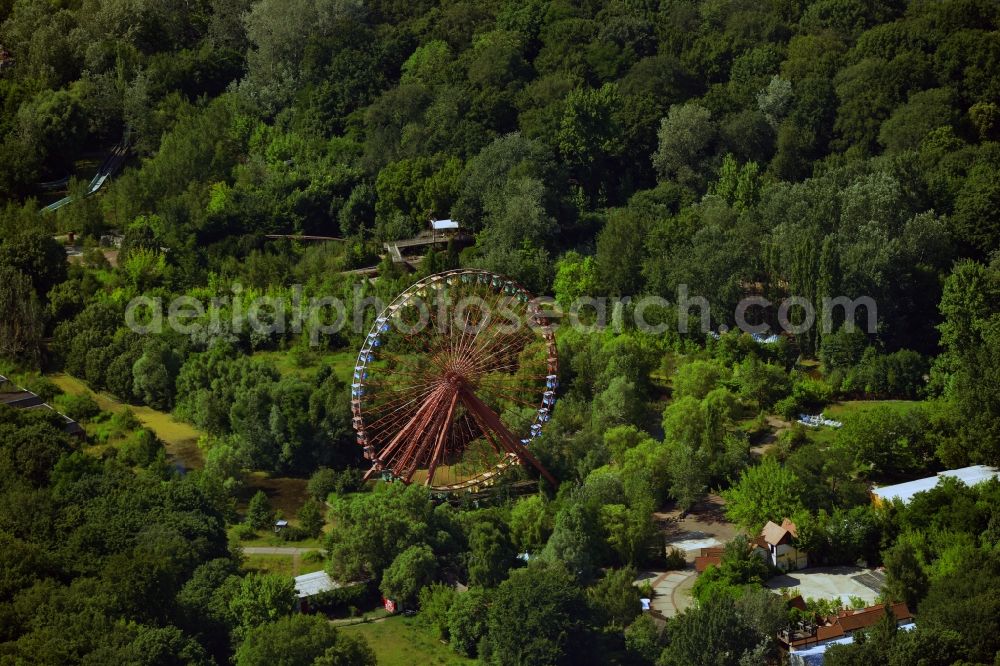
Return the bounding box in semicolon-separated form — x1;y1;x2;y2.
476;387;542;410
471;338;535;376
460;289;518;356
364;379;439;411
462;306;524;367
363;384;441;432
450;288;518;370
473;321;535;360
458;382;556;487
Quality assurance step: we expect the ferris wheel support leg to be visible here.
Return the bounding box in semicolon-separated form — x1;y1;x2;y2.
458;385;558;488
424;390;460;487
370;386;449;479
398;388;455;482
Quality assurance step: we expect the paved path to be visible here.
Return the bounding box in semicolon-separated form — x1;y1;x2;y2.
243;546;318;555
635;568;698;618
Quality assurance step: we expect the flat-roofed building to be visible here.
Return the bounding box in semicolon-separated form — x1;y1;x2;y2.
0;375;84;437
871;465;1000;506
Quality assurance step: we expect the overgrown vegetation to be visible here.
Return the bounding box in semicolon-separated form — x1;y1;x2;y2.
1;0;999;664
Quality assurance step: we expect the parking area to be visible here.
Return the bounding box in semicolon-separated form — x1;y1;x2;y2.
764;566;886;605
654;493;742;559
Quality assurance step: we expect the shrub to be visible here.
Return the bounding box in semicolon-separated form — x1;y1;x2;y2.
53;392;101;421
20;374;62;402
310;582;374;614
118;428;164;467
278;525;308;542
418;583;456;640
664;547;687;571
235;523;257;540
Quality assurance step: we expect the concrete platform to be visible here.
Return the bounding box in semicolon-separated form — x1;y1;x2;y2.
765;566;885;605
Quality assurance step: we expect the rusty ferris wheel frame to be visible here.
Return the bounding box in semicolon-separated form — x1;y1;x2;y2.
351;269;558;492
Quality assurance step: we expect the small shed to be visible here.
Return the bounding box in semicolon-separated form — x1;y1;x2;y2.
430;219;460;232
273;519;289;533
429;219;460;243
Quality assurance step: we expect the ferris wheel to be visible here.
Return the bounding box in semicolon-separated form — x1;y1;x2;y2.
351;269;558;492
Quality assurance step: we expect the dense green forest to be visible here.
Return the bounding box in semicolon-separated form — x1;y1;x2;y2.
1;0;999;664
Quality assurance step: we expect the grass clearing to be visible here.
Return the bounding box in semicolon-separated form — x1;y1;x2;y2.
242;553;326;577
47;373;205;469
804;399;921;446
251;349;357;384
338;615;474;666
241;472;311;520
228;524;328;550
822;399;920;419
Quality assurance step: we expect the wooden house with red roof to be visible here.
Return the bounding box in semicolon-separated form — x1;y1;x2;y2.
760;517;808;570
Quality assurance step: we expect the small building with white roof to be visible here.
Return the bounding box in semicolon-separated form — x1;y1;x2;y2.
293;570;338;612
430;219;460;232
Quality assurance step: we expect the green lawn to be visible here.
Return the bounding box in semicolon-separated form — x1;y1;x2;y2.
805;399;920;446
822;399;920;419
251;349;357;384
47;372;205;469
339;615;474;666
242;553;325;577
228;524;329;550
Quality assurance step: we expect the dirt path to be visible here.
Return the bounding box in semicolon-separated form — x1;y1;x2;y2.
243;546;324;576
749;414;793;457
